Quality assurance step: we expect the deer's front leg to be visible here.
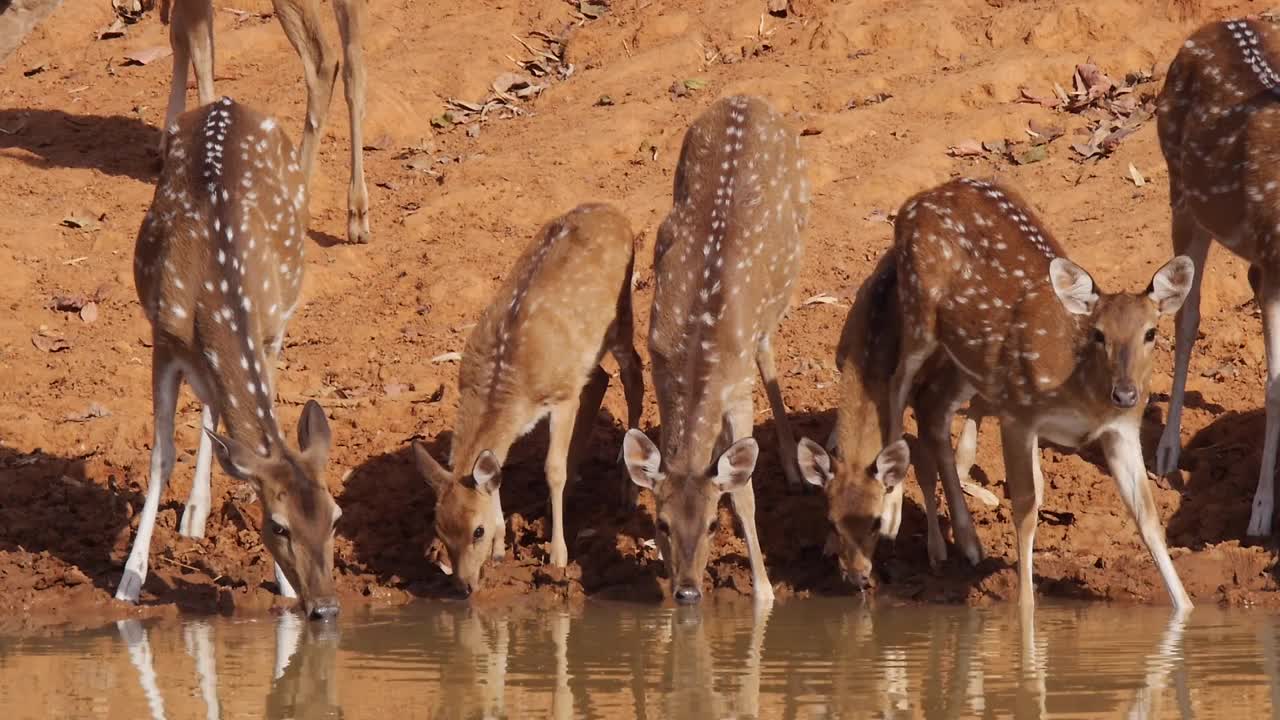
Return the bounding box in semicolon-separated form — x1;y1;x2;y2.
117;351;181;603
999;421;1041;610
545;397;581;568
730;391;773;603
1100;422;1192;610
756;336;800;489
1156;214;1210;477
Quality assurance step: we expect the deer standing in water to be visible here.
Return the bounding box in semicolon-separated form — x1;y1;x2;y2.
883;178;1195;610
120;98;342;619
795;251;985;589
158;0;369;243
413;203;644;597
622;95;808;604
1155;19;1280;536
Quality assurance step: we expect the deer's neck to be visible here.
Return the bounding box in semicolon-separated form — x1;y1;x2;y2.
448;385;530;475
658;388;731;475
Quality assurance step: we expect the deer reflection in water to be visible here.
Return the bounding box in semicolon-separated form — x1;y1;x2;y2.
116;612;341;720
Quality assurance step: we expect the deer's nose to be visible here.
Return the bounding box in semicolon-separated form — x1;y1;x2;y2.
673;585;702;604
309;599;340;621
1111;382;1138;408
844;570;873;591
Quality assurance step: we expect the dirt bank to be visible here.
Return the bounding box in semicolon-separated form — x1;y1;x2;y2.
2;0;1278;629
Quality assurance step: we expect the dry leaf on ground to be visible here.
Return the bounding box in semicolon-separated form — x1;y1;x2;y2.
32;331;72;353
63;403;111;423
122;45;172;66
947;139;984;157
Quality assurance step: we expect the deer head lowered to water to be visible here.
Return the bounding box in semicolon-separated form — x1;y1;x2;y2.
120;98;341;619
623;94;810;604
414;203;644;597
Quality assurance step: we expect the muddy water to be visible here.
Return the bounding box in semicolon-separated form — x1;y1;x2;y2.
0;600;1276;719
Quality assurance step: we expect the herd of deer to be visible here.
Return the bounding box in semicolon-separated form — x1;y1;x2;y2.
107;8;1280;620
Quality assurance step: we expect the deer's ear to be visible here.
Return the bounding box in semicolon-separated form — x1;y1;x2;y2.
470;451;502;494
712;438;759;493
797;437;834;489
1148;255;1195;315
873;439;910;489
207;429;270;491
622;429;665;491
296;400;332;476
413;441;452;496
1049;257;1098;316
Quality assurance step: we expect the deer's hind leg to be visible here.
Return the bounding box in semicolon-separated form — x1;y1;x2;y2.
1155;210;1211;477
332;0;370;243
271;0;339;181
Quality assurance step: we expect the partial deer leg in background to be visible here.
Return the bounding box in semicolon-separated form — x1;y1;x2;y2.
333;0;369;243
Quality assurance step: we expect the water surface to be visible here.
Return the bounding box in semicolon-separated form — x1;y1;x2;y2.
0;600;1276;718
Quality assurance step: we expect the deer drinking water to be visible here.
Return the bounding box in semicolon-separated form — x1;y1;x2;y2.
1155;19;1280;536
883;178;1195;610
120;98;342;619
622;95;808;604
794;251;987;589
413;203;644;597
158;0;369;243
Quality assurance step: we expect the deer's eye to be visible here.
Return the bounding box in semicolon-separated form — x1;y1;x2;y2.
655;519;670;535
272;522;291;538
473;526;485;541
707;519;719;535
869;517;882;535
1144;328;1157;343
1092;329;1106;345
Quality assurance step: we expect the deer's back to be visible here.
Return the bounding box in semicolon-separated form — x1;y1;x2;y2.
460;203;634;409
650;95;808;382
896;179;1080;405
135;98;306;353
1158;19;1280;254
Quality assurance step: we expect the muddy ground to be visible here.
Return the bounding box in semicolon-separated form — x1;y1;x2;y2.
2;0;1279;630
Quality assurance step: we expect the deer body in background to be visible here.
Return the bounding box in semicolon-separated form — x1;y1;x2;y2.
796;251;985;589
884;178;1195;610
158;0;369;243
121;97;341;619
414;203;644;597
623;95;809;605
1156;19;1280;536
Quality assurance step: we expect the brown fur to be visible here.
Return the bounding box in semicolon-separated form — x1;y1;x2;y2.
122;98;340;617
884;177;1195;610
415;203;644;596
623;95;810;603
1156;19;1280;536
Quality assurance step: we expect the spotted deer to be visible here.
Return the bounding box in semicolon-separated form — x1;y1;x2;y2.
1155;19;1280;536
795;251;985;589
622;95;808;604
158;0;369;243
120;98;342;620
413;203;644;597
884;178;1195;610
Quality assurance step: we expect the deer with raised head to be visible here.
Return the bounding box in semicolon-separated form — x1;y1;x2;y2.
883;177;1195;610
794;251;985;589
622;94;808;604
413;203;644;597
120;97;342;620
1155;19;1280;536
157;0;369;243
